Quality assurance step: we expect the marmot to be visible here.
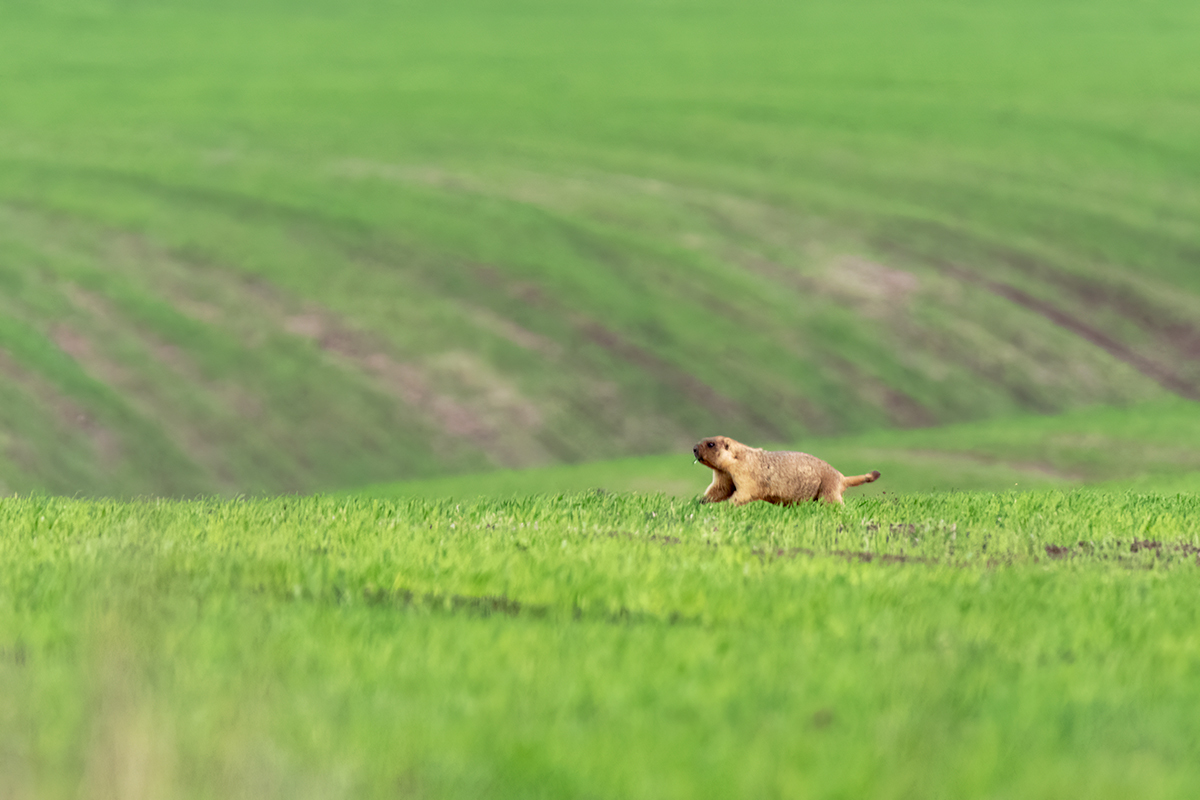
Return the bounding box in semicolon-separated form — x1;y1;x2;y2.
693;435;880;505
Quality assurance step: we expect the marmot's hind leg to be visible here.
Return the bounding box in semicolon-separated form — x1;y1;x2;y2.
817;481;845;505
702;470;735;503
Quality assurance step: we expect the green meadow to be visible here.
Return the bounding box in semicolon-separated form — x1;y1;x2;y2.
2;0;1200;494
359;397;1200;500
3;1;1200;797
3;490;1200;798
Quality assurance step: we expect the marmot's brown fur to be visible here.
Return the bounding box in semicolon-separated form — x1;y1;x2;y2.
693;435;880;506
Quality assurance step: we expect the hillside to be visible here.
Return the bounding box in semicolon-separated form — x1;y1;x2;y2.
2;0;1199;496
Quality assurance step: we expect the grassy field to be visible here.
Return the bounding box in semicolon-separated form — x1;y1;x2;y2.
3;489;1200;799
5;3;1199;796
3;0;1200;496
356;396;1200;499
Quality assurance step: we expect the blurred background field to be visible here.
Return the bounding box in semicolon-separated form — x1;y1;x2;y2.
2;0;1199;497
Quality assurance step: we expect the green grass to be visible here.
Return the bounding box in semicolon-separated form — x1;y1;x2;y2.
356;396;1200;499
3;489;1200;798
2;0;1200;496
6;4;1198;796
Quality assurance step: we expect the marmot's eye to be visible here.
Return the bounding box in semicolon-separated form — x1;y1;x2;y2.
706;442;714;448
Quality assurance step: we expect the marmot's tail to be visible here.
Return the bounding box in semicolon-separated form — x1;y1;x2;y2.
842;470;881;489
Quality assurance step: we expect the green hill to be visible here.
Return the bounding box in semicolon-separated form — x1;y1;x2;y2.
2;0;1199;496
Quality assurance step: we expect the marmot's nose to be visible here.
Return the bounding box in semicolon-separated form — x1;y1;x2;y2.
693;445;700;456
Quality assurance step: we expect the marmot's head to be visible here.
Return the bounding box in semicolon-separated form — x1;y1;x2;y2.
693;436;739;469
